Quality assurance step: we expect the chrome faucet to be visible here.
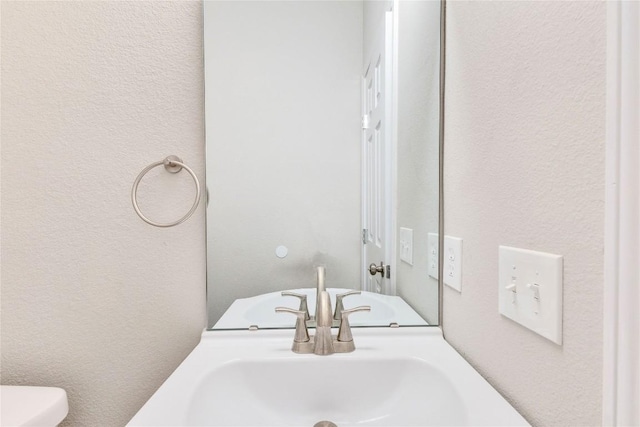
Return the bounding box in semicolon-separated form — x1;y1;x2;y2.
276;290;370;355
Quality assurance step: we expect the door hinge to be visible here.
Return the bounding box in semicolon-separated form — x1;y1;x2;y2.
362;229;368;244
362;115;370;130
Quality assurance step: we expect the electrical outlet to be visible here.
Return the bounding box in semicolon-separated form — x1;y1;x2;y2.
427;233;438;279
444;236;462;292
399;227;413;265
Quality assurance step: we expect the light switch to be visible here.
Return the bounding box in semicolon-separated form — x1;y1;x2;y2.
399;227;413;265
498;246;563;345
428;233;438;279
444;236;463;292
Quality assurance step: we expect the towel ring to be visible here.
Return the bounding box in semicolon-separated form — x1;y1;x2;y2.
131;155;201;228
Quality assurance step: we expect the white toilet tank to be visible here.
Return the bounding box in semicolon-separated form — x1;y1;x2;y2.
0;386;68;427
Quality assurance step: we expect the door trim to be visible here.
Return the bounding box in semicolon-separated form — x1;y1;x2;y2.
603;1;639;425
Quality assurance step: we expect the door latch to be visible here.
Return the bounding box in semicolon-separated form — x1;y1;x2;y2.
369;262;390;279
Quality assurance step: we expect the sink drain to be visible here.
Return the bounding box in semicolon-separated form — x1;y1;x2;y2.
313;421;337;427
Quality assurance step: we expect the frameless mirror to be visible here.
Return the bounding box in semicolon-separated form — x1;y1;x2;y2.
204;0;442;330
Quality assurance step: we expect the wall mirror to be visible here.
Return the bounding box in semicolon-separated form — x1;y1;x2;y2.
204;0;443;330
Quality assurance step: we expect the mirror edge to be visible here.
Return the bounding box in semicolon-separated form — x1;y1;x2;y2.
438;0;446;328
202;0;447;330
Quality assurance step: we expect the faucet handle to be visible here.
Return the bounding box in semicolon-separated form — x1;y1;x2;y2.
337;305;371;343
333;290;361;320
281;291;310;320
275;307;310;343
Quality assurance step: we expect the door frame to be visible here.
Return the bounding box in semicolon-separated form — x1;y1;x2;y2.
603;1;639;425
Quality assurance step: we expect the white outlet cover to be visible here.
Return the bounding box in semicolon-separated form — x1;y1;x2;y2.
498;246;563;345
427;233;438;279
444;236;462;292
399;227;413;265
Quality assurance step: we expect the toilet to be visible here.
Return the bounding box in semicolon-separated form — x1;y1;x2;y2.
0;386;68;427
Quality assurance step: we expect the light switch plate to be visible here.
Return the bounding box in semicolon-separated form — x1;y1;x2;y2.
498;246;563;345
444;236;462;292
427;233;438;279
399;227;413;265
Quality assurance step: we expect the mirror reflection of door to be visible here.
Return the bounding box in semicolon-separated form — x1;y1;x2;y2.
362;2;395;295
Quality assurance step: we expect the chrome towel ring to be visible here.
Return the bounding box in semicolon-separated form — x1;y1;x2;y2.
131;155;201;228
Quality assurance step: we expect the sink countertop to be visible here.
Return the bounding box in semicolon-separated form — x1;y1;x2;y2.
128;327;529;427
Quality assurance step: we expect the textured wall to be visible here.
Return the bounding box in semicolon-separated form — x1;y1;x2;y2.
395;0;441;325
1;2;206;426
204;1;362;326
443;1;605;426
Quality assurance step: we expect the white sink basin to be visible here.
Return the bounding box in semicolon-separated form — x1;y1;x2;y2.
188;357;466;426
128;328;529;426
213;288;428;329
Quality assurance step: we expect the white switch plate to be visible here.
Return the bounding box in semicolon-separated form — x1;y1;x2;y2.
498;246;563;345
427;233;438;279
399;227;413;265
444;236;462;292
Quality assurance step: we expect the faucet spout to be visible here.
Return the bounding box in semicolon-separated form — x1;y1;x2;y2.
314;291;334;355
316;265;326;293
315;266;326;320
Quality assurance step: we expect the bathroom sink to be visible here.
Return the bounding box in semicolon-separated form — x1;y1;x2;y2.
128;328;529;426
213;288;428;329
187;357;465;426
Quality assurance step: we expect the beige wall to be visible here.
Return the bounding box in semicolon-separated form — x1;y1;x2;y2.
443;1;605;426
1;0;609;425
1;2;206;426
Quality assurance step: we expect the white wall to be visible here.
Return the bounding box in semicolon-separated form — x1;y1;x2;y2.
204;1;363;325
443;1;605;426
0;2;206;426
395;0;440;325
